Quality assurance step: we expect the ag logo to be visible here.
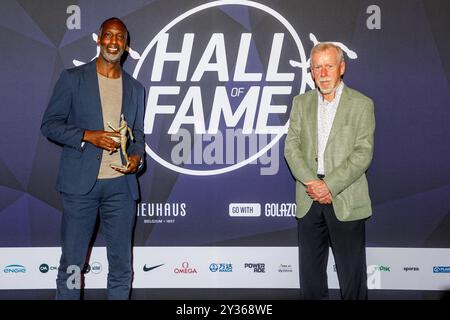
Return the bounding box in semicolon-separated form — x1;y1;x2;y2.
134;0;309;176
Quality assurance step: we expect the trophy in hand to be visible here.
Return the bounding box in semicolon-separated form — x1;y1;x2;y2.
107;114;134;170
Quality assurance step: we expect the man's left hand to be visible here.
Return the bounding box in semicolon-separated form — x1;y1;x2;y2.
112;154;140;174
305;180;331;201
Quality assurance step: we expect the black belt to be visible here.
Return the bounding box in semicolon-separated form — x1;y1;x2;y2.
317;174;325;180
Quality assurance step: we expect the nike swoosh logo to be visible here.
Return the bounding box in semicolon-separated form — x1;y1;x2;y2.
143;264;164;272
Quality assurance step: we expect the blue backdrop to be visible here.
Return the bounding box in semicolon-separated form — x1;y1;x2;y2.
0;0;449;297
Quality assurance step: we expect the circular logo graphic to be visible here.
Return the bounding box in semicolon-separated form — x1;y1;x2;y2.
209;263;219;272
134;0;308;176
90;262;102;274
39;263;49;273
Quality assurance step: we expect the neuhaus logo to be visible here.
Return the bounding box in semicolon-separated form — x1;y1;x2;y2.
133;0;311;176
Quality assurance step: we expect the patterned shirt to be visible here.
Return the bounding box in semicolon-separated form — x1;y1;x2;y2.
316;81;344;175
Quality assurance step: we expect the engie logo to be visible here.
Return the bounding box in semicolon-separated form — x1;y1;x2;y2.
4;264;26;273
134;0;311;176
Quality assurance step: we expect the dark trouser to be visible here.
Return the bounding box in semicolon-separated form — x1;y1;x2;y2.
297;201;368;300
56;176;136;300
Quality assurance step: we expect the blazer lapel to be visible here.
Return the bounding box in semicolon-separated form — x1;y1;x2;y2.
120;72;132;124
84;60;104;129
325;85;351;148
309;91;318;160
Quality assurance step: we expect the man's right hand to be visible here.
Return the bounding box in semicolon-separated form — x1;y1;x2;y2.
82;130;121;153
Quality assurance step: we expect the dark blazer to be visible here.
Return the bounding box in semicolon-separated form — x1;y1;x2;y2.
41;60;145;200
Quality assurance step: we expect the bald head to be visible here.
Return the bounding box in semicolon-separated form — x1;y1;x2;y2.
98;17;128;42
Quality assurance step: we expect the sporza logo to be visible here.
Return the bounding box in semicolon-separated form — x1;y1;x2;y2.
132;0;358;176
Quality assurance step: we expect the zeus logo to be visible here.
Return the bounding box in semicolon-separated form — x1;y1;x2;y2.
133;0;356;176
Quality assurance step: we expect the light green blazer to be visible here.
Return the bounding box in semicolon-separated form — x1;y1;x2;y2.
284;85;375;222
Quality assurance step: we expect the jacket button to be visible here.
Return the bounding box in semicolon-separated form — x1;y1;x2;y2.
97;154;101;160
315;157;318;162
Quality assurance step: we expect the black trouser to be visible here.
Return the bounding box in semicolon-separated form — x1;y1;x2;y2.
297;201;368;300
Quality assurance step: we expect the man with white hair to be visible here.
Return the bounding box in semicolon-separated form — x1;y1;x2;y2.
285;42;375;300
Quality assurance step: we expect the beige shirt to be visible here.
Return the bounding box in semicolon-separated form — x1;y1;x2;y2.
97;73;124;179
